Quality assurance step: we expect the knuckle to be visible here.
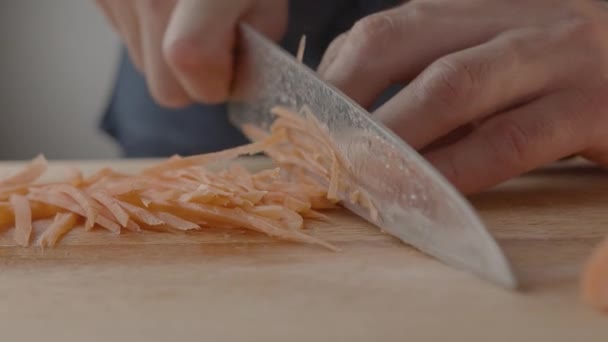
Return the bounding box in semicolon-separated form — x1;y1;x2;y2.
163;36;207;72
139;0;170;14
318;33;347;75
500;31;534;57
556;9;604;50
407;0;439;19
562;12;599;38
348;13;399;52
486;119;530;166
147;82;190;109
422;57;475;110
573;84;608;144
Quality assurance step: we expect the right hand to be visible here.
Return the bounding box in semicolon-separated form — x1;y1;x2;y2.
95;0;288;108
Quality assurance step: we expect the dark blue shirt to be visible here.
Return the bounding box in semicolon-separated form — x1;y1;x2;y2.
101;0;401;157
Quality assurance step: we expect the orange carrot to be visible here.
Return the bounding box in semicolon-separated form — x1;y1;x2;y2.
38;213;77;248
0;155;47;187
0;104;372;253
9;194;33;247
582;236;608;312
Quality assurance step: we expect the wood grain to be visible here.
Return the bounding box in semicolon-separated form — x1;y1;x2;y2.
0;157;607;341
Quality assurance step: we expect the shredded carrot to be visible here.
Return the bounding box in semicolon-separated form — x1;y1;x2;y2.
582;236;608;312
90;191;129;227
125;219;142;232
38;213;77;248
143;132;286;174
0;104;379;253
117;200;164;226
296;34;306;63
48;184;97;231
10;194;32;247
64;167;83;186
28;192;120;234
0;155;47;188
156;212;200;231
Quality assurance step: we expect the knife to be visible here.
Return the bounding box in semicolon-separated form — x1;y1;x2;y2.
228;24;517;289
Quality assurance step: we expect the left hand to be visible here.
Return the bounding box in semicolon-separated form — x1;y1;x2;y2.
319;0;608;194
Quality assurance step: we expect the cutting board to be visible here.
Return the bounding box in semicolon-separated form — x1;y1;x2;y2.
0;157;607;341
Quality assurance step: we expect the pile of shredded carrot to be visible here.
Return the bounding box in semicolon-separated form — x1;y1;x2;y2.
242;105;378;222
0;105;377;251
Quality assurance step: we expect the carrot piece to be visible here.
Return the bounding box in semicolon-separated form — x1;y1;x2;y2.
82;168;129;188
49;184;97;231
143;133;286;174
64;167;83;186
90;191;129;227
125;219;142;232
0;155;47;187
296;34;306;63
0;184;29;201
284;196;312;213
327;155;340;201
9;194;33;247
28;192;121;234
582;236;608;312
117;200;164;226
176;202;338;251
246;205;284;220
301;209;330;221
156;212;199;231
38;213;77;248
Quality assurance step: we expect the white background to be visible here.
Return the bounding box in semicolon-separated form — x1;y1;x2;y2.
0;0;121;160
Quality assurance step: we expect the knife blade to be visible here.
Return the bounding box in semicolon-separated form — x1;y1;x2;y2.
228;24;517;289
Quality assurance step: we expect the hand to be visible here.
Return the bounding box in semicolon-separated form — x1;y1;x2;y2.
95;0;288;107
319;0;608;194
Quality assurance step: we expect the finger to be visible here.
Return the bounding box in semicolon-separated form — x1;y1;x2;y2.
163;0;287;104
137;0;191;108
162;0;243;104
424;91;591;194
419;123;475;154
319;2;503;108
109;0;145;71
317;32;348;75
242;0;288;42
96;1;144;71
95;0;120;31
376;28;569;150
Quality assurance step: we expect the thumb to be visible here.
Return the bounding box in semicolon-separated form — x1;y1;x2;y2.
163;0;287;104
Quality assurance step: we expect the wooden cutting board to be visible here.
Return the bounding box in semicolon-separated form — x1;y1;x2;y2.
0;157;607;341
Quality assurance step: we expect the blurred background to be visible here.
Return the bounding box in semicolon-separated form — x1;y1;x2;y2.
0;0;120;160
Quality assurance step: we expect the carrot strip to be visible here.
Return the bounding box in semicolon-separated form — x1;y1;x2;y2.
49;184;97;231
582;236;608;311
0;184;29;201
284;196;311;213
296;34;306;63
176;202;338;251
38;213;77;248
125;219;142;232
117;200;164;226
9;194;33;247
246;205;284;220
143;132;286;174
90;191;130;227
0;155;47;187
28;192;120;234
64;167;83;186
156;212;200;231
